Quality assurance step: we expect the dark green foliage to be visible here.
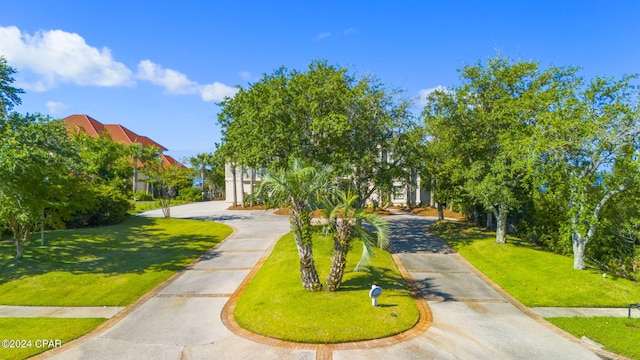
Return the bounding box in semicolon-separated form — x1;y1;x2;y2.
0;56;25;119
65;184;130;228
133;190;153;201
176;187;201;202
218;59;416;205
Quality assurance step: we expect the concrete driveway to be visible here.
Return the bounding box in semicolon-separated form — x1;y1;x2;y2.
39;202;611;360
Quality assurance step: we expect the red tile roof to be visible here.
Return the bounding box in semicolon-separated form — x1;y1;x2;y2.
63;114;107;137
103;124;168;151
62;114;182;168
62;114;167;151
161;154;186;168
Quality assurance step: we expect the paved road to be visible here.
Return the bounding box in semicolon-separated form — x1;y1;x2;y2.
37;202;616;359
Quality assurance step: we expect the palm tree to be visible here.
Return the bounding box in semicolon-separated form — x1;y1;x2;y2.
322;190;389;291
128;142;144;194
189;152;214;199
259;159;334;292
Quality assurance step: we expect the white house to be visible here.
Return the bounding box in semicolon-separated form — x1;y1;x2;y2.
224;163;429;207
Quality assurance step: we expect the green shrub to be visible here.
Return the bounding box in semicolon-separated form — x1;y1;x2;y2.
65;184;130;228
176;187;201;202
133;190;153;201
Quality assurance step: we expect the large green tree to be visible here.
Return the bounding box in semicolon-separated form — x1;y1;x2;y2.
0;113;79;258
218;60;415;206
258;159;334;291
533;74;640;269
422;56;573;243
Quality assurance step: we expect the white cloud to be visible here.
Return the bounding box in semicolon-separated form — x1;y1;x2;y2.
316;32;332;40
136;59;198;94
418;85;448;106
200;82;237;101
239;71;252;81
137;60;237;101
0;26;134;91
46;101;67;115
0;26;236;101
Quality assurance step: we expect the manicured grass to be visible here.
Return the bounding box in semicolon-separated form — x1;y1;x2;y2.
129;200;189;214
0;317;106;360
546;317;640;359
0;216;233;306
431;221;640;358
234;232;420;343
429;221;640;307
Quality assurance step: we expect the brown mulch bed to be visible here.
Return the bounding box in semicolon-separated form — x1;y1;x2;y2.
226;205;268;210
410;207;466;220
235;204;464;220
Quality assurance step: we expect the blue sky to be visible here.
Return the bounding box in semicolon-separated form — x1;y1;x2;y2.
1;1;638;161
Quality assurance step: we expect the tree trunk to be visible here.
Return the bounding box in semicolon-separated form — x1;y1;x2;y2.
200;166;206;199
572;232;587;269
132;157;138;193
249;168;255;207
40;209;45;246
290;208;322;291
437;202;445;221
430;177;436;207
326;244;348;291
326;219;352;291
495;204;507;244
231;165;237;207
486;210;494;230
239;165;245;208
15;237;24;259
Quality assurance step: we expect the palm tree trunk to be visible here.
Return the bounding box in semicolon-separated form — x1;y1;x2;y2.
326;244;348;291
326;218;352;291
291;208;322;291
132;157;138;193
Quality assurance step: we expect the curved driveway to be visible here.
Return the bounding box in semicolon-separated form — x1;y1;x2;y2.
41;202;607;360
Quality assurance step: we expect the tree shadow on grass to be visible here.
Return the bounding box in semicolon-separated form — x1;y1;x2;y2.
339;262;409;292
0;216;229;285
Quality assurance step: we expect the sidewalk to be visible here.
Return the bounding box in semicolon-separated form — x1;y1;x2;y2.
23;203;628;359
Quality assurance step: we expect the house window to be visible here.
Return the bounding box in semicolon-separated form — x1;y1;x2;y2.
393;186;405;200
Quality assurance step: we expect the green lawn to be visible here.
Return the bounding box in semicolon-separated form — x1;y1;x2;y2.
0;318;106;360
430;221;640;359
429;221;640;307
0;216;233;306
547;317;640;359
0;216;231;359
234;232;420;343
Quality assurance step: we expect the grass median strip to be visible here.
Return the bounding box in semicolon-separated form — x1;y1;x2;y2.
234;232;419;343
0;216;233;306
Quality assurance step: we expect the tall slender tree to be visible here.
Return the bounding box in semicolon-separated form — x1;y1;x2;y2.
189;152;214;199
